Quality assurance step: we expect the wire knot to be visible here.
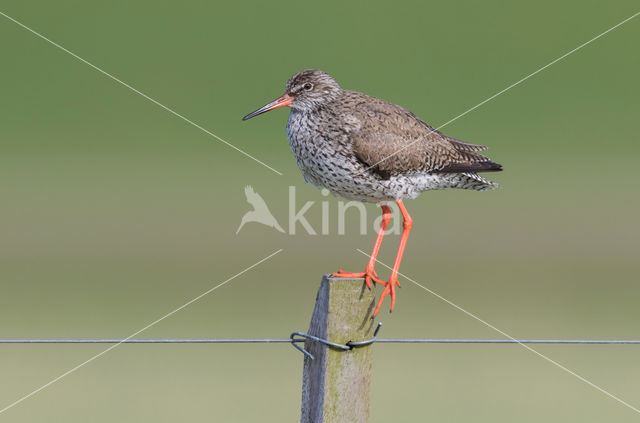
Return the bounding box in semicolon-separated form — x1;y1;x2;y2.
290;322;382;360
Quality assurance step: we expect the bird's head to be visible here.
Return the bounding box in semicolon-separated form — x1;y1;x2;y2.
242;69;341;120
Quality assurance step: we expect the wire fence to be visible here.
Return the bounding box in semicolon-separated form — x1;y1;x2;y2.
3;338;640;344
6;334;639;362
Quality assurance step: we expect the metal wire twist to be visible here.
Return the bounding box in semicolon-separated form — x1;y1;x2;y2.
289;323;383;359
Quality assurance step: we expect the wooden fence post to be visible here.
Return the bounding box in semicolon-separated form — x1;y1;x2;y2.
300;275;376;423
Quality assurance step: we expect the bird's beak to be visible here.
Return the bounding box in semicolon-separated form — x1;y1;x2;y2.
242;94;294;121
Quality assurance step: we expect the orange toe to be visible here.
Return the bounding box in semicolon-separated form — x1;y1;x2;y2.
333;268;383;289
371;276;400;318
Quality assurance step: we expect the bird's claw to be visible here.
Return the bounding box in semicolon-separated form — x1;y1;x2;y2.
333;267;400;317
332;267;383;289
372;276;401;318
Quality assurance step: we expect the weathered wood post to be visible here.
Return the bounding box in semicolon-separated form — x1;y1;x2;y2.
300;275;376;423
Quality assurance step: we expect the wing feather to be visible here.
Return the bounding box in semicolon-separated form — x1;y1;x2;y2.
345;92;501;177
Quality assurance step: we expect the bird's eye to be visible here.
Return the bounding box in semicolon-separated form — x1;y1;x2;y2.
303;83;313;91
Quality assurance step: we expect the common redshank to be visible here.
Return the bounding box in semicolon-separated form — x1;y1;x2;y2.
243;69;502;317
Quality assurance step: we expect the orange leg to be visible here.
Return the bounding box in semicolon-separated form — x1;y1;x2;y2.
333;205;392;288
372;199;413;317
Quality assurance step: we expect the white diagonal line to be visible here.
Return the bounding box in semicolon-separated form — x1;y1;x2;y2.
0;249;283;415
357;249;640;415
0;11;283;176
358;11;640;175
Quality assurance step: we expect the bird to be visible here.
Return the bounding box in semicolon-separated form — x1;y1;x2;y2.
242;69;502;317
236;185;285;234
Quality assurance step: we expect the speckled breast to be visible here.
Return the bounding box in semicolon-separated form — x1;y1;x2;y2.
286;110;387;201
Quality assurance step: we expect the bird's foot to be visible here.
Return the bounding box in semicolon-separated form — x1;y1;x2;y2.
372;275;400;318
332;266;384;289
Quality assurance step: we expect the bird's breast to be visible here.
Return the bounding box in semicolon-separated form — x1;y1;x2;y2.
287;111;337;159
285;110;362;187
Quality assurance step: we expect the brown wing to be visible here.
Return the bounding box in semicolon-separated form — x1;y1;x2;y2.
346;92;501;178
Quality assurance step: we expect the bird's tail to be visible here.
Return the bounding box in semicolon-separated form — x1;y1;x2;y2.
461;173;499;191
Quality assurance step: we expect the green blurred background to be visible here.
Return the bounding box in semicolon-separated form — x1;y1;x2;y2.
1;1;639;421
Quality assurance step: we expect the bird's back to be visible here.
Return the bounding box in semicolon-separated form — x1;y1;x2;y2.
332;90;501;176
286;88;501;202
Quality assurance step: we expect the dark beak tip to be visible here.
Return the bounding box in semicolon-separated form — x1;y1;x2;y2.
241;108;265;121
241;93;293;122
241;112;257;121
